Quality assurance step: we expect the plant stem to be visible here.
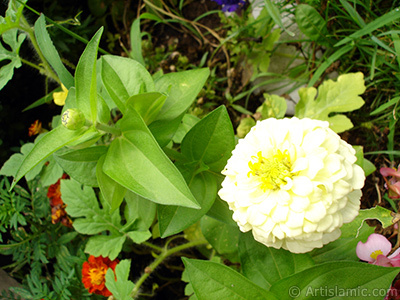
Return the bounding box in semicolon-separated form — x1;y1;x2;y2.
19;58;42;71
95;122;122;136
18;15;61;84
142;241;163;253
130;239;208;298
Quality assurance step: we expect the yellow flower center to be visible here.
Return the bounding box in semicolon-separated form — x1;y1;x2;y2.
248;150;292;190
89;266;107;286
370;250;383;260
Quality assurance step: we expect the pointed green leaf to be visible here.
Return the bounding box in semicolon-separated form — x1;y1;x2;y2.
103;106;199;209
106;260;135;300
239;232;314;289
295;72;365;133
201;216;240;262
11;126;86;189
126;92;166;125
101;55;154;113
97;154;127;212
158;171;217;238
206;197;236;226
54;146;107;187
295;4;328;43
182;258;278;300
270;262;399;300
34;14;74;88
181;106;235;172
124;191;156;231
130;18;145;66
75;27;103;122
149;68;210;147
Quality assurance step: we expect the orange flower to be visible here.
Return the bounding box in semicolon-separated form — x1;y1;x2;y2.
47;174;72;227
82;255;119;297
28;120;42;137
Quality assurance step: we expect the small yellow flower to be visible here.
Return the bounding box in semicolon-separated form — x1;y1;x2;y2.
53;84;69;106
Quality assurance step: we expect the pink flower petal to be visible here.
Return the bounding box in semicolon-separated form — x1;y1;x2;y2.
374;255;393;267
356;233;392;262
380;167;400;178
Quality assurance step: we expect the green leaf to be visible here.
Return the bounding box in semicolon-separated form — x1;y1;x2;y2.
61;179;129;260
130;18;145;66
75;27;103;123
295;72;365;133
101;55;155;113
201;216;240;262
85;235;126;260
353;145;376;176
54;146;108;187
172;114;200;144
39;154;63;186
257;93;287;119
182;258;278;300
270;262;399;300
335;8;400;47
295;4;329;43
1;143;43;179
206;197;236;226
103;105;199;209
239;232;314;289
124;191;156;231
149;68;210;147
263;0;292;37
126;92;167;125
0;0;26;35
181;106;235;173
310;222;374;264
105;260;135;300
11;126;87;189
97;154;127;212
0;28;25;90
343;206;394;237
34;14;74;88
158;171;217;238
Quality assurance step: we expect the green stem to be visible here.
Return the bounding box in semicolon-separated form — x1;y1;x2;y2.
18;16;60;84
17;0;110;55
142;241;163;253
95;122;121;136
19;58;42;71
130;239;208;298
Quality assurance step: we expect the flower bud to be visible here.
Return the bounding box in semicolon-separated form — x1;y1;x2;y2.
61;109;86;130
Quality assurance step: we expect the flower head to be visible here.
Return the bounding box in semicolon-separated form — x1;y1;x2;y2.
47;174;72;227
53;84;69;106
218;117;365;253
82;255;119;297
356;233;400;267
380;165;400;199
61;108;86;130
212;0;246;12
28;120;42;137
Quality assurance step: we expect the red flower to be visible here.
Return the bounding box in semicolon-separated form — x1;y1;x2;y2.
28;120;42;137
82;255;119;297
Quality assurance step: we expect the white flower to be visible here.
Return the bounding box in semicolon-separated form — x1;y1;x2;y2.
218;117;365;253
